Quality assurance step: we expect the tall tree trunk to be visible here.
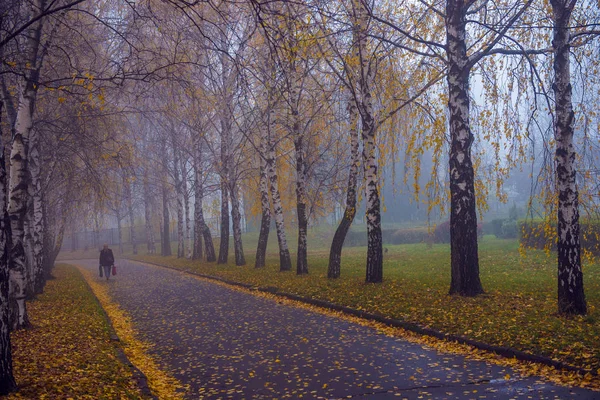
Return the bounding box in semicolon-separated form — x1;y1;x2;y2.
41;199;54;280
192;175;203;261
116;208;123;254
193;137;215;261
8;0;47;330
291;84;308;276
551;0;586;315
143;171;155;254
446;0;484;296
8;80;35;331
124;176;137;255
255;137;271;268
93;216;100;250
30;138;43;296
29;119;43;298
181;158;192;259
353;0;382;283
267;133;292;271
0;95;16;395
23;196;34;298
172;143;185;259
328;96;360;279
229;177;246;266
45;187;69;277
217;119;230;264
161;183;171;256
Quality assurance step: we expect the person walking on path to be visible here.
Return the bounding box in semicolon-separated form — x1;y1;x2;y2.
99;244;115;280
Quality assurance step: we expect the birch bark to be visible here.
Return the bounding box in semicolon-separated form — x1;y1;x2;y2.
143;170;156;254
116;207;123;254
446;0;484;296
353;0;383;283
328;96;360;279
0;95;16;395
267;131;292;271
181;157;192;259
229;176;246;266
255;133;271;268
124;176;137;255
290;69;308;275
8;0;46;328
217;117;230;264
30;130;43;295
161;181;172;256
193;136;216;261
551;0;586;315
172;142;185;259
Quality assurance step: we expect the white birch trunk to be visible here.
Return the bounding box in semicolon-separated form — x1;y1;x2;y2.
353;0;383;283
217;115;231;264
8;89;34;330
551;0;586;314
229;176;246;266
143;171;156;254
267;132;292;271
172;142;185;258
0;96;16;394
255;131;271;268
124;176;137;255
8;0;45;329
289;57;309;276
181;158;192;259
193;136;216;261
446;0;483;296
328;94;360;279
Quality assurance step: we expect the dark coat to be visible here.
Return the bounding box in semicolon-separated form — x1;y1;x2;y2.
99;248;115;266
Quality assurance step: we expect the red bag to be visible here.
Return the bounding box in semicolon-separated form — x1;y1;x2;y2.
112;265;117;276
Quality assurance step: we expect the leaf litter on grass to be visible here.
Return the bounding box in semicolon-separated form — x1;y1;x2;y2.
7;264;144;399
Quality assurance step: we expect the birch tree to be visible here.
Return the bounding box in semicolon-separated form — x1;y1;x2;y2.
550;0;586;314
0;98;16;396
7;0;48;329
193;134;216;261
370;0;533;293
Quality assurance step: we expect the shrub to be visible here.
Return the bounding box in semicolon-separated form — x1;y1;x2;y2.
500;220;518;239
344;227;429;247
490;219;505;237
520;220;600;254
434;221;483;243
390;228;429;244
434;221;451;243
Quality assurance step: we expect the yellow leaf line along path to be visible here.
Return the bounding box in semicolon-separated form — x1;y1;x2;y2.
77;265;187;399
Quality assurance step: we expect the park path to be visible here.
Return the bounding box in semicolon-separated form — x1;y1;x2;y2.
72;259;596;399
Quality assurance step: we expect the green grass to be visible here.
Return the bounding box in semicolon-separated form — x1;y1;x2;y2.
7;264;145;399
62;230;600;373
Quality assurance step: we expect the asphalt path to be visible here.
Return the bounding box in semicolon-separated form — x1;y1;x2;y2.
73;259;598;399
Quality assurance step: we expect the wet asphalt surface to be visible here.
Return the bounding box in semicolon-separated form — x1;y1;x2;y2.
73;259;599;399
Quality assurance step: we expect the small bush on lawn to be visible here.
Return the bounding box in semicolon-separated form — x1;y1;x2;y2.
520;220;600;254
433;221;483;243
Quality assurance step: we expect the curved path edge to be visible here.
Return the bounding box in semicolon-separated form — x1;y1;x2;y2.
71;263;158;399
127;257;596;378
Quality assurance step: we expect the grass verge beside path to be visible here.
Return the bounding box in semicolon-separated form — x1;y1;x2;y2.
7;264;144;399
128;237;600;383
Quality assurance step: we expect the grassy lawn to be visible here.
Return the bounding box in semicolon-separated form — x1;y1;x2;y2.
62;230;600;374
7;264;145;399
